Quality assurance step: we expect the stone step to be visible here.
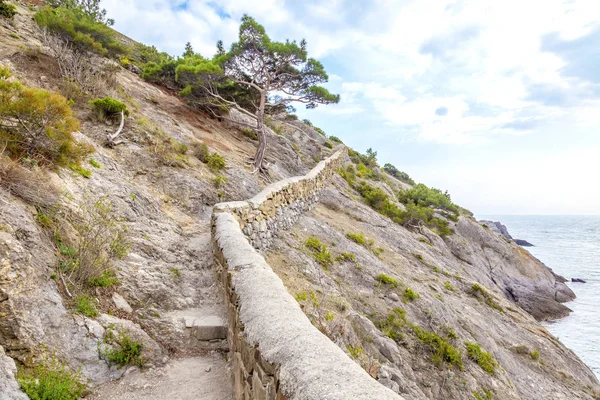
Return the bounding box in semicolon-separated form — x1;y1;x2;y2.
183;315;227;341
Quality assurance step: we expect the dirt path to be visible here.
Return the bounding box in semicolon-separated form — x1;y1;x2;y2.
88;354;233;400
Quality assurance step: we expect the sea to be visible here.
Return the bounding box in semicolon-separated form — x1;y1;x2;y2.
479;215;600;378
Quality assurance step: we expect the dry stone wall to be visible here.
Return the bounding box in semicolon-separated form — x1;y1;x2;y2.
213;150;343;251
211;149;403;400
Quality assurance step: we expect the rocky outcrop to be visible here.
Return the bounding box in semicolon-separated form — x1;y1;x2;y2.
480;220;513;239
514;239;534;247
212;150;401;399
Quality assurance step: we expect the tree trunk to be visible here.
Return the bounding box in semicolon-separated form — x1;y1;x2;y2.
253;91;267;172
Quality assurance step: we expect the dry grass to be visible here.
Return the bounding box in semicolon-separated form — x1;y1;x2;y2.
0;157;60;209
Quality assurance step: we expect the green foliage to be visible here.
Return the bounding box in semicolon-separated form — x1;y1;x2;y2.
0;0;17;19
413;325;463;369
89;159;102;168
88;270;119;287
47;0;114;25
295;291;308;302
192;142;210;162
305;237;332;268
383;163;415;185
90;97;129;119
397;183;459;216
346;232;367;246
17;357;86;400
376;273;398;288
444;281;455;291
473;389;493;400
376;308;407;342
335;252;356;262
346;345;363;359
0;66;90;168
74;295;98;317
471;284;504;312
206;152;226;171
213;174;228;188
530;349;540;360
329;135;342;144
169;267;181;280
403;287;420;302
70;164;91;178
35;6;125;56
465;342;498;375
241;127;258;140
103;330;144;367
418;237;433;246
323;141;333;149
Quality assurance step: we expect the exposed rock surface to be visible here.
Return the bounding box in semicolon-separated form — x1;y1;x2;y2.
0;346;27;400
514;239;534;247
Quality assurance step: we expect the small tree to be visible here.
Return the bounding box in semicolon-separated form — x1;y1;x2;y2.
47;0;114;25
179;15;339;172
183;42;194;57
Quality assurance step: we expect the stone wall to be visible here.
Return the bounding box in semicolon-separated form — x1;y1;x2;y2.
213;150;344;251
211;150;403;400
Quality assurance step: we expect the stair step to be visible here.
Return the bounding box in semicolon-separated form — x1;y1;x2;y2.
184;315;227;340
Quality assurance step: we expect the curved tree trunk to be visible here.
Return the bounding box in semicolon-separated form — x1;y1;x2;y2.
253;90;268;172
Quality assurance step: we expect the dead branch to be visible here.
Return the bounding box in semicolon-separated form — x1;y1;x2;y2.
106;110;125;147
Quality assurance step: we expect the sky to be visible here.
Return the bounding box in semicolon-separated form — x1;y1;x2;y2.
101;0;600;215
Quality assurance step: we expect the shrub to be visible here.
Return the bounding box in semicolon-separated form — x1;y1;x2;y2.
57;196;129;286
329;135;342;143
17;357;86;400
403;287;420;302
444;281;455;291
192;142;209;162
376;273;398;288
74;295;98;317
0;158;61;210
346;232;367;246
413;325;463;369
213;174;228;188
0;66;90;168
89;159;101;168
103;330;144;367
335;252;355;262
0;0;17;19
473;389;493;400
530;349;540;360
35;6;126;56
465;342;498;375
383;163;415;185
397;183;459;216
241;127;258;140
70;164;91;178
206;152;226;171
90;97;129;120
323;141;333;149
305;237;332;268
88;270;119;287
377;308;407;341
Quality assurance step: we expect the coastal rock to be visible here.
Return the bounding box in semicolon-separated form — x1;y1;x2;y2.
480;220;513;239
515;239;534;246
572;278;587;283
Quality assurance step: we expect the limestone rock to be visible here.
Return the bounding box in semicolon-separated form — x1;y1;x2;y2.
0;346;27;400
112;293;133;313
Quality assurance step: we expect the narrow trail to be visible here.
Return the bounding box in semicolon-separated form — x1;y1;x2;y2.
90;215;233;400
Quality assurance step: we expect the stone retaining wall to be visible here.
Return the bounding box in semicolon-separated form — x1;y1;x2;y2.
213;150;344;251
211;150;403;400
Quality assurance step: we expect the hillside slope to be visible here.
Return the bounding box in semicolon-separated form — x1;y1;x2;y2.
0;3;598;400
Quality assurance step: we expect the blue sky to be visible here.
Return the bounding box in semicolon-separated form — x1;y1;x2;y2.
102;0;600;215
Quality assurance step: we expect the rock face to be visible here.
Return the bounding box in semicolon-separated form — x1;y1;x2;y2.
514;239;534;247
480;220;513;239
0;346;27;400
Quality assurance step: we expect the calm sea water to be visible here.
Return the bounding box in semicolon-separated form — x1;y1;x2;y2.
479;215;600;378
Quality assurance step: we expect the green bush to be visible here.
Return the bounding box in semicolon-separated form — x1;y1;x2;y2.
376;273;398;288
397;183;459;216
18;357;86;400
213;174;228;188
323;141;333;149
335;252;356;262
104;330;144;367
465;342;498;375
346;232;367;246
241;127;258;140
0;66;91;169
383;163;415;185
89;159;102;168
329;135;342;143
403;287;420;302
377;308;407;341
444;281;455;291
35;6;126;56
473;389;493;400
530;349;540;360
192;142;209;162
88;270;119;287
70;164;92;178
413;325;463;369
0;0;17;19
305;237;332;268
74;295;98;317
206;152;226;171
90;97;129;120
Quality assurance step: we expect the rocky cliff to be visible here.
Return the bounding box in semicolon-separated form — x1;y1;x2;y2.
0;3;598;400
